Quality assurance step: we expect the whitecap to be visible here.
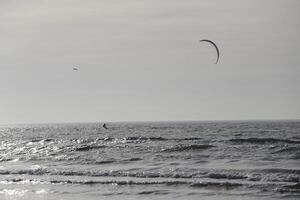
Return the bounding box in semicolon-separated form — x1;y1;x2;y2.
35;189;48;194
0;189;28;197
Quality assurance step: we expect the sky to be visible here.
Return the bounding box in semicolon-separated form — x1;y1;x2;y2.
0;0;300;124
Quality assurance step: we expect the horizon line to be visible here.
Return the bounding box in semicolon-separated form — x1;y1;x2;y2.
1;118;300;126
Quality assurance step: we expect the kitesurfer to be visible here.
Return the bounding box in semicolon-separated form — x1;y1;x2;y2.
103;123;108;129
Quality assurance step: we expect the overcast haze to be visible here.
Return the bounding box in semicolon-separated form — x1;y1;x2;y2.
0;0;299;124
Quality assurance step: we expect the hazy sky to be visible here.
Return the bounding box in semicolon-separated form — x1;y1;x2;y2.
1;0;299;124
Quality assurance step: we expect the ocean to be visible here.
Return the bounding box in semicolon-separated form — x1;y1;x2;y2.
0;121;299;200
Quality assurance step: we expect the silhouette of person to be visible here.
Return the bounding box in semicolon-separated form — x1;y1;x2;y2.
103;123;108;129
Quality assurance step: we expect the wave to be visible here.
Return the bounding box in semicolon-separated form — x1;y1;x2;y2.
179;137;202;141
2;177;300;195
0;178;41;185
190;182;242;188
125;157;143;161
49;179;246;191
229;138;300;144
93;160;115;164
0;169;216;180
75;137;203;143
0;158;14;162
275;183;300;194
30;139;54;143
161;144;214;153
0;168;194;178
284;183;300;189
1;167;299;183
259;168;300;175
49;180;189;186
137;190;170;195
1;177;243;190
206;169;300;182
0;178;190;186
74;145;106;151
123;137;167;141
85;158;143;165
273;146;300;154
0;168;49;176
207;172;247;180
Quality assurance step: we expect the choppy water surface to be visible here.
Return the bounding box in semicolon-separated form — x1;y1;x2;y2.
0;121;300;200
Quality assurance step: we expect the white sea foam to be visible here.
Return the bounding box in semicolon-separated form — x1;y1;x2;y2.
0;189;28;197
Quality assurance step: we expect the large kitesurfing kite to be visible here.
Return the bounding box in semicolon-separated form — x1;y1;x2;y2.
199;39;220;64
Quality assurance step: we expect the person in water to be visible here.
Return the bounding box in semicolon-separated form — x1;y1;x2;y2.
102;123;108;129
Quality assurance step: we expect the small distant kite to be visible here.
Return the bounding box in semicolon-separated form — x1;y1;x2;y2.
73;67;78;71
199;39;220;64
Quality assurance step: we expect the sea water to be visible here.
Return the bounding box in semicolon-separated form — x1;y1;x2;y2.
0;121;299;199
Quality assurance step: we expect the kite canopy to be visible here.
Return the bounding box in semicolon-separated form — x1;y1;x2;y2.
199;39;220;64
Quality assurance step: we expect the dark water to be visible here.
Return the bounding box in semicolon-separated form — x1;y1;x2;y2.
0;121;300;200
